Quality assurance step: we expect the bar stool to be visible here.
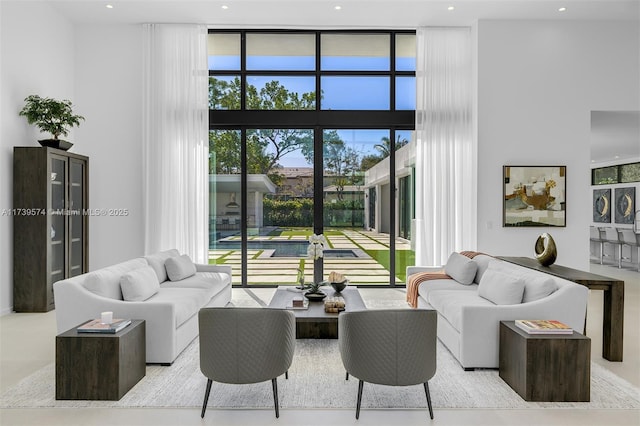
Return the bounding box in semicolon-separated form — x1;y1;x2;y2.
602;227;622;268
589;226;604;264
618;228;640;272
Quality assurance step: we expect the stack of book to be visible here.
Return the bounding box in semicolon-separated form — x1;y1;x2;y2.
77;319;132;334
324;296;345;313
514;319;573;334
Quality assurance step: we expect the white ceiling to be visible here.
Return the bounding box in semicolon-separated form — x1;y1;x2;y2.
48;0;640;27
44;0;640;164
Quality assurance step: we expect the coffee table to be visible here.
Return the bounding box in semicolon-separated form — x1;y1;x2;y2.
268;286;366;338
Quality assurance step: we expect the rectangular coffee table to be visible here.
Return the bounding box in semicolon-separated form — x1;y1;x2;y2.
268;286;366;338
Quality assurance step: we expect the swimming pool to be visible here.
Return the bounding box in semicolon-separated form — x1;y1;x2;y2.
214;240;358;258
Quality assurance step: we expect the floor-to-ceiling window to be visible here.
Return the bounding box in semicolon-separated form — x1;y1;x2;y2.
208;30;415;287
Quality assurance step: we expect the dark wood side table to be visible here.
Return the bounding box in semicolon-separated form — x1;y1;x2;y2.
56;319;146;400
499;321;591;402
499;256;624;362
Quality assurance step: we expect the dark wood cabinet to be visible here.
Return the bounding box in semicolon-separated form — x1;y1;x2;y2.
13;147;89;312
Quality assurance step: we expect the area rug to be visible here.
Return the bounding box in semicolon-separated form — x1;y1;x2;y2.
2;339;639;410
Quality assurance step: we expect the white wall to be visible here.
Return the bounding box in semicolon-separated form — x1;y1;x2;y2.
0;2;145;315
74;24;144;270
0;1;76;315
477;20;640;270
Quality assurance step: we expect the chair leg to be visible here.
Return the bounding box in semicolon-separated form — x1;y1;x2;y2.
346;371;349;380
356;379;364;419
285;370;288;380
271;378;280;418
424;382;434;419
201;379;212;418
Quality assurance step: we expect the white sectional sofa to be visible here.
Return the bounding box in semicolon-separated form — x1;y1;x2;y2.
407;254;588;370
54;249;232;364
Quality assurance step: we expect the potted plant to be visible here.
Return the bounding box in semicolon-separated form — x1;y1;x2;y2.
18;95;84;151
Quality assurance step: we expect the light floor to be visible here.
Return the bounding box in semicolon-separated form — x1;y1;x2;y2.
1;264;638;426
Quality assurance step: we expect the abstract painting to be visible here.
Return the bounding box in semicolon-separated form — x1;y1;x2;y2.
614;187;635;224
503;166;566;227
593;188;611;223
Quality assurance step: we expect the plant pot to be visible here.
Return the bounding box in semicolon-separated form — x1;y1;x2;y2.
38;139;73;151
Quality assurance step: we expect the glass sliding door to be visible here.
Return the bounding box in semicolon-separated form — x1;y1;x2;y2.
246;128;314;285
209;129;242;284
394;129;415;283
323;129;391;285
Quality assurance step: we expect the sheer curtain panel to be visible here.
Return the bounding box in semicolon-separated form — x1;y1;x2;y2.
414;27;476;267
142;24;209;263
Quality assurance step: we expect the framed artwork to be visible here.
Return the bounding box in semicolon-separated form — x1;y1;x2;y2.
593;188;611;223
503;165;566;227
614;187;635;224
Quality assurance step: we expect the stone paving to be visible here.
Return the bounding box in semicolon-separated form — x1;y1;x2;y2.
209;229;413;286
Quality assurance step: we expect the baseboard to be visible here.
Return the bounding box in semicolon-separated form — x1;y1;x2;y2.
0;306;14;317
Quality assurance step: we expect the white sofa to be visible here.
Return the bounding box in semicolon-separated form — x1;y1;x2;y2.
407;254;588;370
54;249;232;364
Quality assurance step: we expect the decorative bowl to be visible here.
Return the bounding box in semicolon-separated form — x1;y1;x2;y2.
304;291;326;302
330;280;348;293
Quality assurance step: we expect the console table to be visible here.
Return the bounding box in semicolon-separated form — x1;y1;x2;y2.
500;256;624;362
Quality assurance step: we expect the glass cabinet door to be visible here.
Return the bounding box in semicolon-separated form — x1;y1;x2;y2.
50;156;67;285
69;158;85;277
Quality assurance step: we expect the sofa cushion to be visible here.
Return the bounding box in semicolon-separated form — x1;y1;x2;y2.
161;271;231;291
83;258;148;300
417;278;477;303
144;249;180;282
523;275;557;303
478;267;525;305
165;254;197;281
120;266;160;301
146;287;214;327
428;290;495;332
444;252;478;285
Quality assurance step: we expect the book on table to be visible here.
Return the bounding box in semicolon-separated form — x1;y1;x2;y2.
514;319;573;334
77;319;132;334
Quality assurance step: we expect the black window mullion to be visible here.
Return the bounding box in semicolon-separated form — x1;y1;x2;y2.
241;128;248;287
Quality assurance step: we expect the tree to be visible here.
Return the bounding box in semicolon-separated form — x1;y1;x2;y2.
209;78;315;181
323;131;362;200
374;134;409;158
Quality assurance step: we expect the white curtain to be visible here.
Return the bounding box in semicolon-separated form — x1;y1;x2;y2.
142;24;209;263
414;27;476;266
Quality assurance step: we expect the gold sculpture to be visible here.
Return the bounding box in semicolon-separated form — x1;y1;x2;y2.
534;233;557;266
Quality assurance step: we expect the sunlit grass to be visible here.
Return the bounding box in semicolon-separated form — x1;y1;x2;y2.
364;249;415;282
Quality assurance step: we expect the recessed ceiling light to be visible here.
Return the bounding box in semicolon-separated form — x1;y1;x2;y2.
558;7;567;12
448;6;455;11
221;5;229;10
334;6;342;10
105;4;113;9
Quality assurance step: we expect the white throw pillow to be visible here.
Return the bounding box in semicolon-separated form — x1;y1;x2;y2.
165;254;197;281
120;266;160;301
444;252;478;285
472;254;493;284
478;268;525;305
522;276;557;303
144;249;180;282
84;269;124;300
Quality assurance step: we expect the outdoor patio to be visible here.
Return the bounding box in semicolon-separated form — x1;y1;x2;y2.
209;229;413;286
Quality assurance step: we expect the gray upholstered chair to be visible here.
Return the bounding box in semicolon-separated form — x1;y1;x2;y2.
198;307;296;418
338;309;438;420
